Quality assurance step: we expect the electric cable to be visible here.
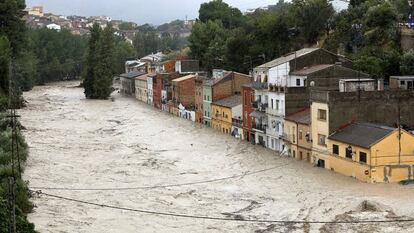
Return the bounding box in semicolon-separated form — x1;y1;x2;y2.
36;191;414;225
30;162;291;191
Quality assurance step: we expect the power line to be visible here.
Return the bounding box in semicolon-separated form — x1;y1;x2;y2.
30;162;291;191
36;191;414;225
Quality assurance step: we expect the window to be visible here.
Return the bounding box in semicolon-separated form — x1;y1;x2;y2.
345;146;353;159
296;79;301;86
318;109;327;121
276;100;280;110
293;150;296;158
401;80;406;85
332;144;339;155
299;151;303;160
271;99;274;109
318;134;326;147
299;130;303;140
360;152;367;163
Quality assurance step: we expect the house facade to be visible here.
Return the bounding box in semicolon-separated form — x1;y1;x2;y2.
119;71;146;96
310;88;414;169
328;123;414;183
195;76;205;123
251;48;354;153
211;95;242;137
203;72;252;126
284;108;312;162
242;84;255;143
171;74;196;109
135;74;148;103
147;74;155;106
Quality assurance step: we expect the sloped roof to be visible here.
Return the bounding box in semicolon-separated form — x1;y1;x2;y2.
257;48;320;69
212;95;241;108
120;71;146;79
290;64;334;76
172;74;196;83
285;108;311;125
328;123;396;149
204;72;232;86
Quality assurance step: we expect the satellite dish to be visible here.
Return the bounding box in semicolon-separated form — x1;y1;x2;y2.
310;81;315;87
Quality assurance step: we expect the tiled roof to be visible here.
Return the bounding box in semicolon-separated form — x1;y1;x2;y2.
204;72;232;86
212;95;241;108
285;108;311;125
290;64;334;76
257;48;319;69
172;74;196;82
329;123;396;149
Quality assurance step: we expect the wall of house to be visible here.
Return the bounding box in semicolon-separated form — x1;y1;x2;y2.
370;130;414;183
211;104;232;134
326;90;414;133
285;88;310;116
147;77;154;106
327;130;414;183
311;101;331;167
153;75;163;109
308;66;370;91
195;80;204;123
268;63;290;86
135;80;148;102
213;73;251;101
203;85;212;125
297;123;312;150
173;77;195;108
242;86;255;142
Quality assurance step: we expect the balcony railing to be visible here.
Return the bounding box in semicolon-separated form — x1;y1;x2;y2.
258;103;268;112
251;82;268;90
232;118;243;127
253;123;267;133
269;84;286;93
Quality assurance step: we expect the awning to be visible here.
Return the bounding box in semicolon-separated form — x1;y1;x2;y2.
250;111;267;119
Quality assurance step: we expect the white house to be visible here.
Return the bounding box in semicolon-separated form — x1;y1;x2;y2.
147;74;155;106
252;48;348;153
46;23;61;31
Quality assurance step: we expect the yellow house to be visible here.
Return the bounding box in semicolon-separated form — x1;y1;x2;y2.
328;123;414;183
211;95;242;135
311;102;330;167
284;108;312;162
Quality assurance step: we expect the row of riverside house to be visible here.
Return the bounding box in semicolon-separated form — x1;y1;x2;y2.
119;48;414;184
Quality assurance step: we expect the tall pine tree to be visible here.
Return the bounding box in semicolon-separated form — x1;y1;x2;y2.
93;24;115;99
83;23;101;98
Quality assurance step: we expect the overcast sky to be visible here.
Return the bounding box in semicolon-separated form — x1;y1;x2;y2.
26;0;348;25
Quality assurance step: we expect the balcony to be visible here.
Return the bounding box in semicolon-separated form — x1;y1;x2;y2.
253;123;267;133
232;118;243;128
251;82;268;90
269;84;287;93
257;103;269;112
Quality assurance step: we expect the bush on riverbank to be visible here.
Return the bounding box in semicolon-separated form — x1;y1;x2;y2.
0;113;36;233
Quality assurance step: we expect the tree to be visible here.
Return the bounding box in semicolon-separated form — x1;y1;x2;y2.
199;0;244;29
0;0;26;55
93;24;115;99
401;50;414;75
83;24;101;98
113;39;135;74
189;20;228;71
0;37;11;96
292;0;335;45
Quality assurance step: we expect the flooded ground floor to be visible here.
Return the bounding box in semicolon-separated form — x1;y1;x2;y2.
20;82;414;232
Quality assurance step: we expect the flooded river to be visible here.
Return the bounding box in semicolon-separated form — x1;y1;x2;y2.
20;82;414;232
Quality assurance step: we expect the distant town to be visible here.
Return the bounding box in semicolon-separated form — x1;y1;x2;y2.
23;5;196;43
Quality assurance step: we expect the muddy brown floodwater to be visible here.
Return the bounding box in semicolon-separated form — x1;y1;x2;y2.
19;82;414;233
